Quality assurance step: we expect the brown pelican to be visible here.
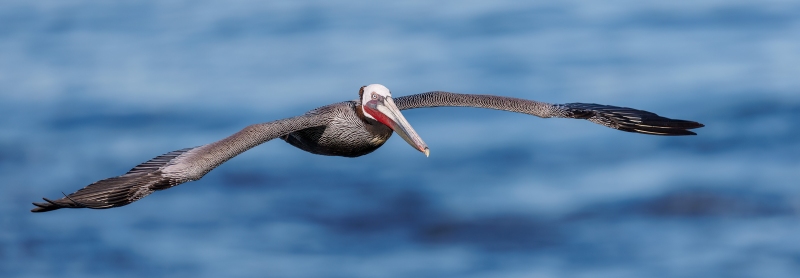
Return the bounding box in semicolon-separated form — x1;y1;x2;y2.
31;84;703;212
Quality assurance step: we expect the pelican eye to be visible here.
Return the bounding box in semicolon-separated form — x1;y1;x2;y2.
371;93;378;100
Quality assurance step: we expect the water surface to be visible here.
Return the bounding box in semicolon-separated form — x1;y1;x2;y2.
1;1;799;277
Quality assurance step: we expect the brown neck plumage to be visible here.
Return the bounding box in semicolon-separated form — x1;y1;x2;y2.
355;85;371;124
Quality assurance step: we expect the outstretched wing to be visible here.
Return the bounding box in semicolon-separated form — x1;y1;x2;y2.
394;91;703;135
32;113;328;212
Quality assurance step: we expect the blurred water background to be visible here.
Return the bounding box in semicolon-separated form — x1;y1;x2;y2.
1;0;799;277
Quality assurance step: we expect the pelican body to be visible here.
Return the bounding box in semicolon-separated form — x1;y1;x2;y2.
32;84;703;212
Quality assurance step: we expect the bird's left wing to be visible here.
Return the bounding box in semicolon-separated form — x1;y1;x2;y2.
394;91;703;135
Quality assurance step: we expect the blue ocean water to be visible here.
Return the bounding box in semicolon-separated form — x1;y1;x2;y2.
1;1;799;277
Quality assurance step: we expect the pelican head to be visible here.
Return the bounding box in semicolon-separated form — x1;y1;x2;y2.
360;84;429;157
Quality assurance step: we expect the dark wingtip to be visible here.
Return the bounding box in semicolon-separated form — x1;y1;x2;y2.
686;121;704;134
616;118;704;136
30;148;188;214
30;171;169;213
621;116;704;136
30;196;90;213
666;119;705;130
660;120;704;135
694;122;705;128
564;103;705;136
31;206;51;213
31;198;63;213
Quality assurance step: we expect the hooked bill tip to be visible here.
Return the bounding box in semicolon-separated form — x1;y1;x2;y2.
423;148;430;157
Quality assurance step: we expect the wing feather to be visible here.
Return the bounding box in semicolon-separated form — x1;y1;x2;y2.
395;91;703;135
32;112;329;213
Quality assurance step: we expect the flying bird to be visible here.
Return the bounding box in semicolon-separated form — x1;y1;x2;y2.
31;84;704;212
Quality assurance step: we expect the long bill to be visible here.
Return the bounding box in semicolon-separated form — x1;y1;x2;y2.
365;96;430;157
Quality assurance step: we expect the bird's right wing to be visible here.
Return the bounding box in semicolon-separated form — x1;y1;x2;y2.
32;112;328;212
394;91;703;135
